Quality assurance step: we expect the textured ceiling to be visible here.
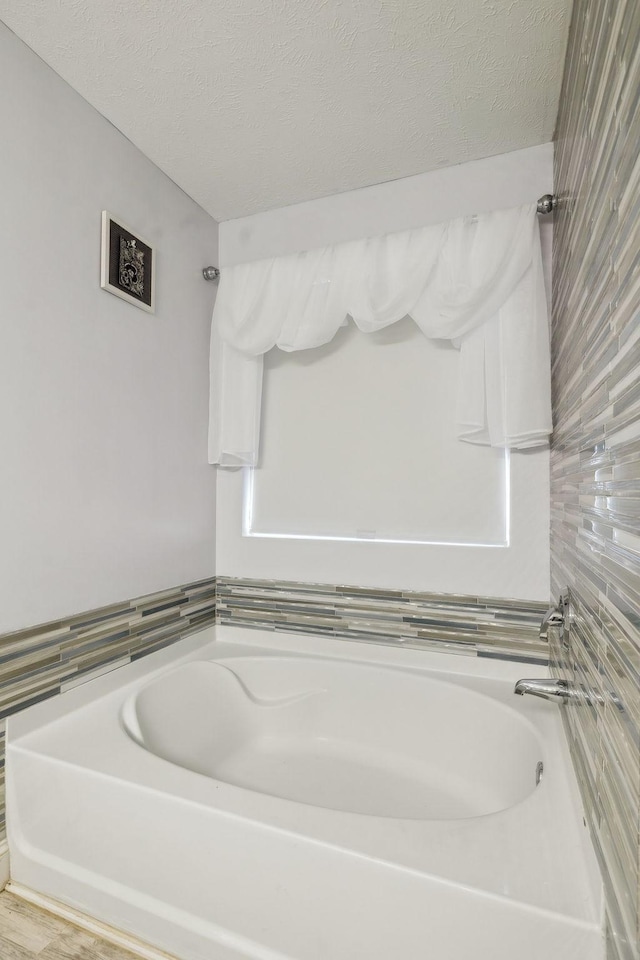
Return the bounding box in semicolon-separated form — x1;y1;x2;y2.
0;0;572;221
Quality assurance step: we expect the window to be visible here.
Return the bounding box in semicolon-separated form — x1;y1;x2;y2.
244;319;509;547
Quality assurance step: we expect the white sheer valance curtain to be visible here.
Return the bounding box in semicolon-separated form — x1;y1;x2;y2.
208;203;551;466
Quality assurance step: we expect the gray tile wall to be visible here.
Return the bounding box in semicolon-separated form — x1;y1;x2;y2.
551;2;640;958
216;576;547;661
0;577;216;842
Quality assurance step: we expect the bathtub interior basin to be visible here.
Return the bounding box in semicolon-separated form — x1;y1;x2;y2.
122;655;543;819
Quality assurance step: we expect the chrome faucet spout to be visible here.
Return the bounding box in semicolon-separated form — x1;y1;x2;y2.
514;678;571;702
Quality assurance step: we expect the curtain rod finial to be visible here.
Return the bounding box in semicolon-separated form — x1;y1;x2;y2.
537;194;556;215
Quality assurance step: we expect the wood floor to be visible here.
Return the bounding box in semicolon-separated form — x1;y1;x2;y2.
0;891;143;960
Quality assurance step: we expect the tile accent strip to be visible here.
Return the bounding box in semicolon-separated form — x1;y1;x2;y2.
216;576;548;663
552;2;640;958
0;577;216;842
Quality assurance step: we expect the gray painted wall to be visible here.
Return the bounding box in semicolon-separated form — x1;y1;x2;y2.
0;23;218;634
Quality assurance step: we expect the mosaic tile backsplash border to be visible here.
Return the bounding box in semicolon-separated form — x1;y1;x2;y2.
216;576;548;663
0;577;217;842
551;1;640;958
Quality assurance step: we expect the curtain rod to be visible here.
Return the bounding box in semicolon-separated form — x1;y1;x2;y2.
202;195;558;282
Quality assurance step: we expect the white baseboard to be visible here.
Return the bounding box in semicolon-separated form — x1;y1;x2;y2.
0;840;9;891
5;882;177;960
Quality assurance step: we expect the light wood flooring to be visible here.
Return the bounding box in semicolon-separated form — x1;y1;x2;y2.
0;891;143;960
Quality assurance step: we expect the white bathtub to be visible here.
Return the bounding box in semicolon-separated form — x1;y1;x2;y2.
7;625;603;960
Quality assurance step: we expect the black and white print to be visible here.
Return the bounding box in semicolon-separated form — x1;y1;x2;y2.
100;211;155;313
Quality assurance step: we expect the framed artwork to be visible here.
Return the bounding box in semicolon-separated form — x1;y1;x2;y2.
100;211;155;313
